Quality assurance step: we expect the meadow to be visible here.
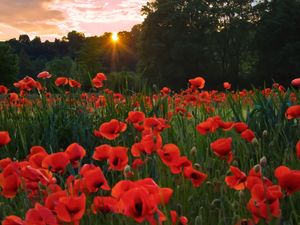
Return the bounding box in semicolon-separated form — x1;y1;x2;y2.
0;73;300;225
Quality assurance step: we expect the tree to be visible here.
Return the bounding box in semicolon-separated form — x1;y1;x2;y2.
255;0;300;85
66;31;86;58
45;56;76;77
19;34;30;44
138;0;267;89
18;49;35;78
0;43;18;85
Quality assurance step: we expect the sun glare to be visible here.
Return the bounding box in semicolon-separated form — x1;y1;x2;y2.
111;32;119;42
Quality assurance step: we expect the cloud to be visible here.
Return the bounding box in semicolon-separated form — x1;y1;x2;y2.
0;0;149;41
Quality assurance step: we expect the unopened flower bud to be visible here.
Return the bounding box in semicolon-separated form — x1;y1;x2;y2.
260;156;267;167
176;203;182;215
194;163;201;170
254;164;261;173
262;130;268;137
251;138;258;145
195;216;202;225
190;146;197;157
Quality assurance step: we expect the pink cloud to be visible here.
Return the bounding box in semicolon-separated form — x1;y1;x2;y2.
0;0;149;41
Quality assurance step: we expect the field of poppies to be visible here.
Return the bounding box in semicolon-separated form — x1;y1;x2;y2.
0;73;300;225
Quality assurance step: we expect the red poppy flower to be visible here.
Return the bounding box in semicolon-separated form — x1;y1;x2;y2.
291;77;300;87
37;71;52;79
42;152;70;173
44;191;67;212
285;105;300;119
2;215;24;225
275;166;300;195
196;116;220;135
247;183;282;224
170;156;192;174
0;172;22;197
143;117;169;133
233;122;248;133
91;196;118;214
93;144;112;161
132;158;144;170
94;119;127;140
140;132;162;154
65;143;86;167
0;131;11;147
225;166;247;190
14;76;40;91
246;166;273;191
223;82;231;90
28;146;48;169
127;111;145;124
118;187;157;223
189;76;205;89
55;194;86;224
9;93;18;103
131;143;147;157
0;158;12;170
170;211;188;225
157;144;181;167
81;166;110;192
161;87;171;95
241;129;255;143
183;166;207;187
108;146;128;171
210;137;233;163
92;73;107;88
296;140;300;158
21;166;54;191
0;85;8;95
55;77;68;86
0;167;21;198
69;79;81;88
25;203;57;225
111;180;134;199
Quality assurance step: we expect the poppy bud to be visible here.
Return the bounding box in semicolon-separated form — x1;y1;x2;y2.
260;156;267;167
211;199;221;208
134;136;139;142
176;203;183;215
251;138;258;145
190;146;197;156
254;164;261;173
195;215;202;225
194;163;201;170
262;130;268;137
123;165;133;178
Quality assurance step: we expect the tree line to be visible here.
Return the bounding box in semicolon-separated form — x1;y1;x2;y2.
1;0;300;90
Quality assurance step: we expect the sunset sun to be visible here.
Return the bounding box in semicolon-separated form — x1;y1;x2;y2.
111;32;119;42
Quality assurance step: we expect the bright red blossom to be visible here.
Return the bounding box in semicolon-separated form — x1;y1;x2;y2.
0;131;11;147
210;137;233;163
94;119;127;140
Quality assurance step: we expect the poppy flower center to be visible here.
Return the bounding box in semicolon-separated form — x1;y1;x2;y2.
134;201;143;217
113;157;119;166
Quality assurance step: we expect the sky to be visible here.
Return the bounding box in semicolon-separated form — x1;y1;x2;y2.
0;0;149;41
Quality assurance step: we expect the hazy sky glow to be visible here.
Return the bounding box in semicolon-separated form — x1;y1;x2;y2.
0;0;149;41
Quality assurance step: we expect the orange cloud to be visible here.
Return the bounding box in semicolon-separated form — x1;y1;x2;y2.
0;0;148;41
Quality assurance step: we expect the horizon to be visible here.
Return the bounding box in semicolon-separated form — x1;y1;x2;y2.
0;0;149;42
